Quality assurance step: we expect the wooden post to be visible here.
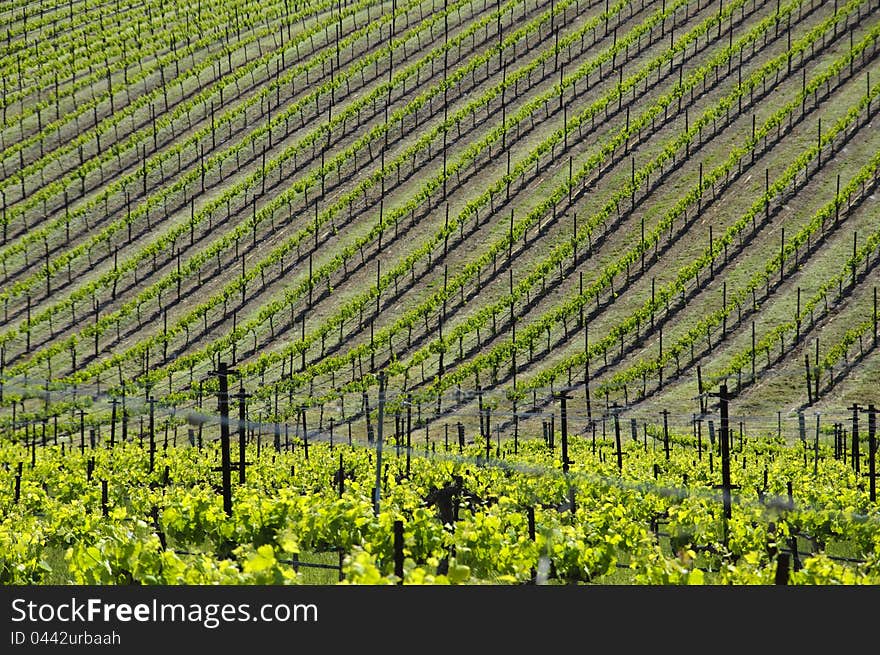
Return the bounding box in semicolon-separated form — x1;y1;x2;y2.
613;404;623;473
718;385;733;525
406;393;412;478
789;529;801;573
850;404;860;475
394;519;404;583
214;363;233;517
513;399;519;455
337;452;345;498
481;405;490;460
868;405;876;503
373;372;386;515
527;506;536;581
775;553;790;585
584;320;592;425
121;390;128;443
696;415;702;460
560;393;571;473
301;406;309;461
477;385;484;441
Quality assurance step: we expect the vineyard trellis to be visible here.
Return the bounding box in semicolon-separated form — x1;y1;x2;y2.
2;0;879;585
